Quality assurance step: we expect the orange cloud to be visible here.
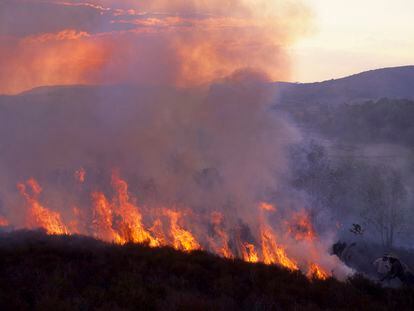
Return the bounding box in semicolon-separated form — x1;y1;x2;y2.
0;33;109;94
0;0;312;94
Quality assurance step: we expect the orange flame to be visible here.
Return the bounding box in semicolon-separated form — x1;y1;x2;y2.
111;172;159;247
289;210;316;241
241;242;259;263
307;263;329;280
208;212;233;258
260;226;299;270
163;209;200;252
91;191;123;243
149;218;167;247
13;172;331;280
17;179;68;235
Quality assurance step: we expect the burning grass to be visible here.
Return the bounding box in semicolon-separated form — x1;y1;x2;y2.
1;171;341;279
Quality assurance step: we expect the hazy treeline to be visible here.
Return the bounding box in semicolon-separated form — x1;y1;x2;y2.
284;98;414;253
279;98;414;145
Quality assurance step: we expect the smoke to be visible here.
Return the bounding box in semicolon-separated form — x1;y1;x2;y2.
0;0;314;216
0;72;297;222
0;0;312;94
0;1;350;277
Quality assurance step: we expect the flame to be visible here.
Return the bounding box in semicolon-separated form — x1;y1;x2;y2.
289;210;316;241
260;226;299;270
13;172;332;280
68;206;81;234
241;243;259;263
307;263;329;280
208;212;233;258
163;209;200;252
91;191;123;243
149;218;167;246
111;172;159;247
17;179;68;235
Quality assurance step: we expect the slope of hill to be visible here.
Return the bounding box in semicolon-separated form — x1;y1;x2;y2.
2;65;413;105
275;66;414;105
0;231;413;311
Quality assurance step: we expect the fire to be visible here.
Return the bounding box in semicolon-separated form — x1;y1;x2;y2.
149;219;167;247
289;210;316;241
260;226;299;270
111;172;160;247
163;209;200;252
68;207;81;234
17;179;68;235
307;263;329;280
208;212;233;258
12;173;330;280
242;243;259;263
91;192;123;244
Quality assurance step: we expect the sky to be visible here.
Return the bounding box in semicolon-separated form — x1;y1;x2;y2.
291;0;414;82
0;0;413;93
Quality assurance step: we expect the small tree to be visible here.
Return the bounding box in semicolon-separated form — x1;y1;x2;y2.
360;166;407;249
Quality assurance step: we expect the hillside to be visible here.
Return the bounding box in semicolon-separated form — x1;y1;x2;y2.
275;66;414;105
0;231;413;311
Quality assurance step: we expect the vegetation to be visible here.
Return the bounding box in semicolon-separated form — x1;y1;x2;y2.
0;230;413;311
289;140;414;250
279;98;414;145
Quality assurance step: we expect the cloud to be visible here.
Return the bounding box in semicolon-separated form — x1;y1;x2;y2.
0;0;312;94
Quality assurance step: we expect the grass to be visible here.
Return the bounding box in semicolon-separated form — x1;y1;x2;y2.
0;230;413;310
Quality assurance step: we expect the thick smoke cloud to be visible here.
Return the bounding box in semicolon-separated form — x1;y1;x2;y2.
0;0;312;94
0;0;349;277
0;73;298;223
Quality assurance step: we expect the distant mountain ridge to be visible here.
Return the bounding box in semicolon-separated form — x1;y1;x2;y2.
275;65;414;105
1;65;413;105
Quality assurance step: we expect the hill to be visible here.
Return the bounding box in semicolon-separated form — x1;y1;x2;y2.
0;231;413;311
275;66;414;105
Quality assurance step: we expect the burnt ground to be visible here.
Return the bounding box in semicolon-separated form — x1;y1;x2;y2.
0;230;413;311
